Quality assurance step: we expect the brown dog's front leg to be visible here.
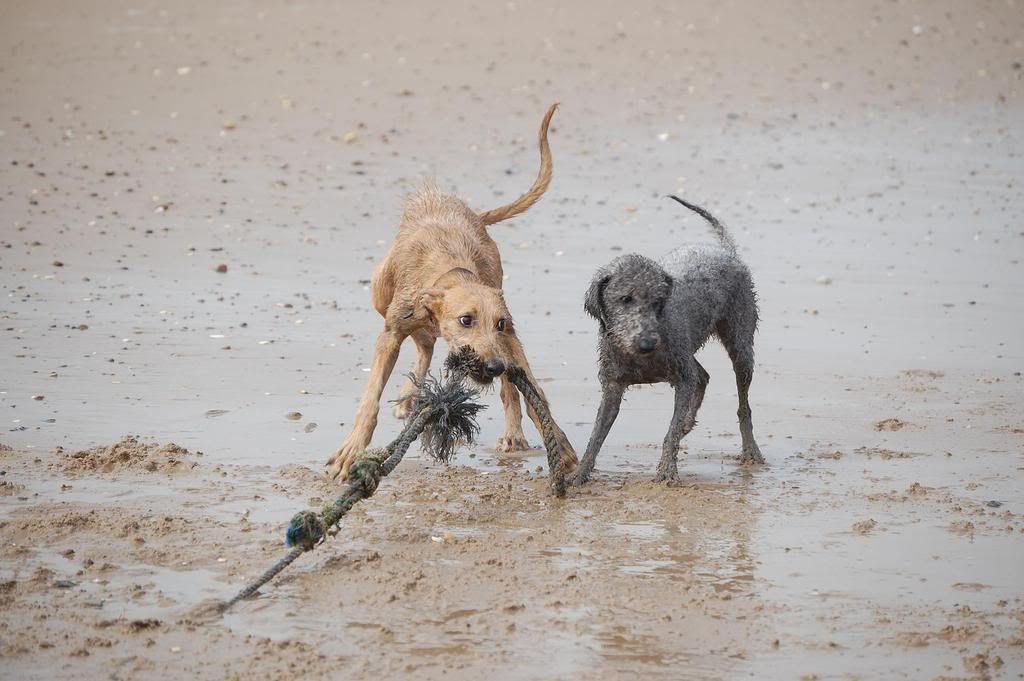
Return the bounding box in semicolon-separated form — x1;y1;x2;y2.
393;330;436;420
328;328;405;479
496;376;530;452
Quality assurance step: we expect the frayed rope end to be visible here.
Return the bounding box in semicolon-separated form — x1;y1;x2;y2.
417;359;485;463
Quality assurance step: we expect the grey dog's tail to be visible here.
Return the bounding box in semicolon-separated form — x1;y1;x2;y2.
667;195;738;255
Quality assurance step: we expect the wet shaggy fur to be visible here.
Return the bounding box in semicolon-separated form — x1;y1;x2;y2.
327;104;578;480
571;196;764;484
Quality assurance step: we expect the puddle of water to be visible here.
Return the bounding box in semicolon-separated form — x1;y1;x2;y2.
15;547;231;621
539;545;594;571
616;558;677;575
739;449;1024;678
429;523;485;539
609;520;668;541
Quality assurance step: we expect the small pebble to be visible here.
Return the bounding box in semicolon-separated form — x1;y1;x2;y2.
215;264;228;273
286;412;302;421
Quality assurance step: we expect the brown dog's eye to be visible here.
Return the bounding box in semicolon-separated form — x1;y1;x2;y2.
620;295;633;304
458;315;473;327
496;319;506;332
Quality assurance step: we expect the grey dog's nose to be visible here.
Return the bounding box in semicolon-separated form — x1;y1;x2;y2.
637;336;659;354
483;358;506;377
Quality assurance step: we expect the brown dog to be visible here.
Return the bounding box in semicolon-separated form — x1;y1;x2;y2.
327;104;578;480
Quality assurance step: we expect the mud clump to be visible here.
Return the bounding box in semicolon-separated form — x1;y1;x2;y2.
852;518;878;534
874;418;910;432
856;446;916;460
0;480;26;496
901;369;944;380
58;436;199;474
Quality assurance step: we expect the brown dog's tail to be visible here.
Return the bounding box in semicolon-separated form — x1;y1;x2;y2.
478;103;558;226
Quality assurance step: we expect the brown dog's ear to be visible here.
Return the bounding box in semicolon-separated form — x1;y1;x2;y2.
584;274;611;330
416;288;445;323
391;288;444;332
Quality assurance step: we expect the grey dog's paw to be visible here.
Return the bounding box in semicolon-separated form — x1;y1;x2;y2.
739;444;765;465
653;469;679;484
567;471;589;487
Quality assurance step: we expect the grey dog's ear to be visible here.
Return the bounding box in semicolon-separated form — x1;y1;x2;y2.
584;274;611;329
655;273;674;317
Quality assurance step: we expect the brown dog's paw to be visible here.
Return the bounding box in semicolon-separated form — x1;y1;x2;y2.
325;450;350;480
327;435;369;480
559;443;579;476
392;397;415;421
495;434;531;453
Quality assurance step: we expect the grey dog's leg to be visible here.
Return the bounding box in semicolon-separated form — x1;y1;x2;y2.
681;361;710;433
734;360;764;464
655;381;695;482
717;316;764;465
570;384;625;485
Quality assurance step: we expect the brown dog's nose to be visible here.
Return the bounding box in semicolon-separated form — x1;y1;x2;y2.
483;358;506;377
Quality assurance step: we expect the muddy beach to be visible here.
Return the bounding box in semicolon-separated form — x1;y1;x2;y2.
2;0;1023;679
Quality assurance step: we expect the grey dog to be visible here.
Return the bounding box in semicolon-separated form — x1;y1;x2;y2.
570;196;764;484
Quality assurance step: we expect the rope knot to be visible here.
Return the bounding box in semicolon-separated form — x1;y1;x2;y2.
285;510;325;551
348;449;388;496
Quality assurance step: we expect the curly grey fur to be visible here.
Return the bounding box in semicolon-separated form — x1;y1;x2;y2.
571;196;765;485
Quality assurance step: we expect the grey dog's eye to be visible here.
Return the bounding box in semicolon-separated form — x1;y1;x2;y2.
458;315;473;327
620;295;633;304
496;319;506;332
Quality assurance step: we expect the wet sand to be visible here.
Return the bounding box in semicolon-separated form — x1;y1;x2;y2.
2;0;1023;678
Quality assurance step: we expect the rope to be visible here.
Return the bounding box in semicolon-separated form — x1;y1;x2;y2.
219;349;483;612
505;366;568;498
218;348;569;612
222;547;304;610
